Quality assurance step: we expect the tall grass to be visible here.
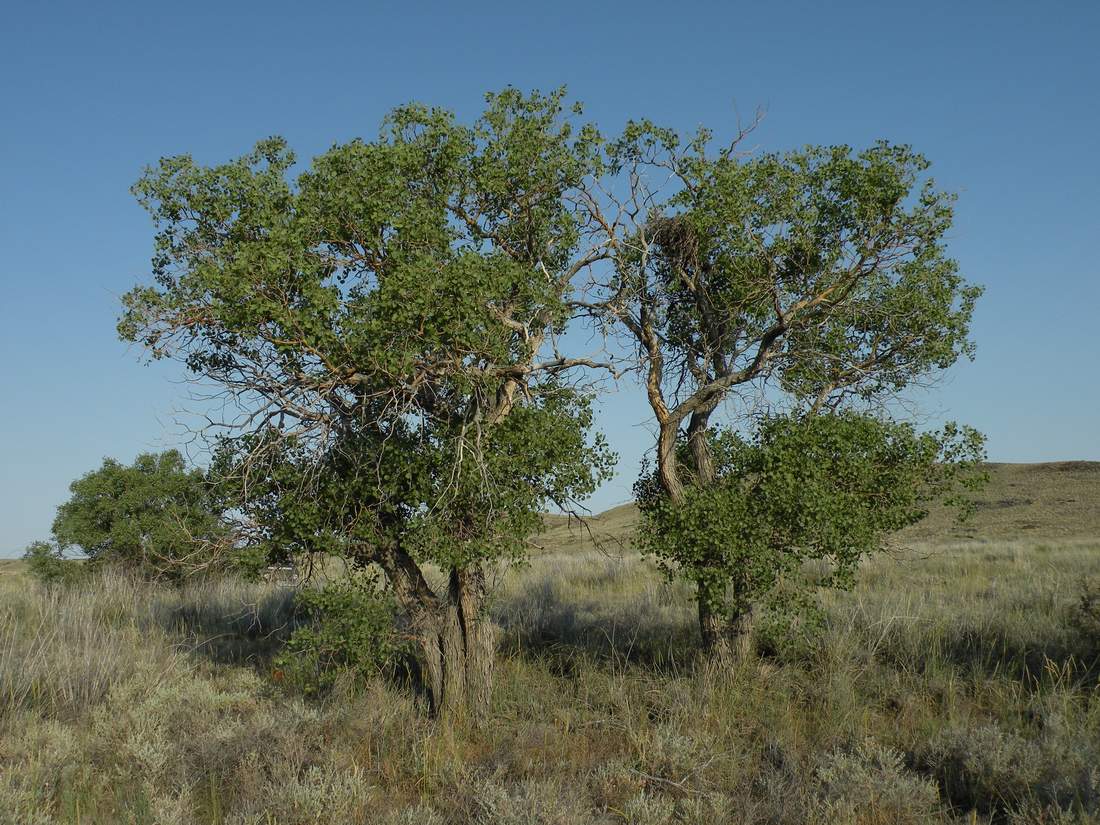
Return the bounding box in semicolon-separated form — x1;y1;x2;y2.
1;572;180;720
1;539;1099;824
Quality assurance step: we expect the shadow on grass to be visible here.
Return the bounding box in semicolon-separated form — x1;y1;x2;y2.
492;584;700;675
870;615;1100;692
153;585;301;669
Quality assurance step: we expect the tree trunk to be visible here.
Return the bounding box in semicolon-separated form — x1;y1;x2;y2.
657;421;685;503
697;593;754;665
687;405;717;486
373;543;495;718
698;598;733;664
414;566;495;717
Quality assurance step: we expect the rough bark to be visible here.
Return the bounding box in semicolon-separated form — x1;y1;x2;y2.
698;597;755;665
657;421;685;504
374;543;494;717
412;566;494;717
687;404;718;485
698;598;732;664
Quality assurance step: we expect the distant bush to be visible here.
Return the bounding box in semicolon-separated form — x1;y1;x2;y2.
274;573;401;696
50;450;231;582
22;541;87;588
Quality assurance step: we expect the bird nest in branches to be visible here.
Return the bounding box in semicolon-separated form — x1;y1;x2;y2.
649;215;702;272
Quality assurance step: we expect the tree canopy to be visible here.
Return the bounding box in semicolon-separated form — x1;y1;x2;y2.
50;450;228;581
120;86;985;693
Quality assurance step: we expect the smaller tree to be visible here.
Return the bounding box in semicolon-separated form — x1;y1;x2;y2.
51;450;229;581
22;540;86;587
635;412;985;660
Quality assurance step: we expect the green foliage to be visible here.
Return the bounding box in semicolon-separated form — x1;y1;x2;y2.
752;601;826;663
916;722;1100;817
22;541;86;588
1069;577;1100;656
122;86;615;589
605;131;983;409
275;573;401;696
118;86;985;687
119;87;601;400
636;412;986;618
211;383;613;577
813;740;943;824
228;544;272;582
51;450;229;581
600;117;987;646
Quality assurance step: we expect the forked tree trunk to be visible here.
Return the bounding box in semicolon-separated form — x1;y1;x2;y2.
375;544;495;717
697;592;755;665
414;567;495;717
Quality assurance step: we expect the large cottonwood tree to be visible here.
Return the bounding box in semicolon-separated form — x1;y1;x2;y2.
120;90;615;715
582;124;985;659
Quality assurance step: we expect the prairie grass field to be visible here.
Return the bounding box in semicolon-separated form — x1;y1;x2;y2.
2;463;1100;824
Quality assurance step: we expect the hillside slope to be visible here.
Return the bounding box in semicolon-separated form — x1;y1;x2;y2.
537;461;1100;553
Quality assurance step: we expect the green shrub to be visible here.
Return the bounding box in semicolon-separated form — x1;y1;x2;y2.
274;573;401;696
754;601;826;664
1008;802;1100;825
229;544;272;583
22;541;87;588
917;722;1100;818
1070;578;1100;646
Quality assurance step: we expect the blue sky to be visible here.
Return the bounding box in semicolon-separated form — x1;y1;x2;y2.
1;0;1098;555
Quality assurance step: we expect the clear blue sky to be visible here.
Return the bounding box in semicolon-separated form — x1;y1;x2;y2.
2;0;1098;556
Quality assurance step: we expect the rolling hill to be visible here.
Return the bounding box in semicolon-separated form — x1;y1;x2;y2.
537;461;1100;553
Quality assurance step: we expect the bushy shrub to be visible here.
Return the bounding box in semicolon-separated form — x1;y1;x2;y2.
1070;577;1100;656
753;601;826;664
473;776;591;825
274;573;401;696
917;722;1100;818
228;544;272;583
813;740;943;825
1008;802;1100;825
22;541;86;587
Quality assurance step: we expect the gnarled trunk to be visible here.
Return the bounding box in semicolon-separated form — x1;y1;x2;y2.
414;566;495;717
375;543;495;717
697;593;754;665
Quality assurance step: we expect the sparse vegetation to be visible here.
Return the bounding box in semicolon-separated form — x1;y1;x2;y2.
3;469;1099;822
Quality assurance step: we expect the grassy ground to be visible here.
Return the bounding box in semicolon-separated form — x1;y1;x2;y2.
2;463;1099;824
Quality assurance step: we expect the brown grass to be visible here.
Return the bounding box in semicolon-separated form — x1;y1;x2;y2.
2;462;1099;824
